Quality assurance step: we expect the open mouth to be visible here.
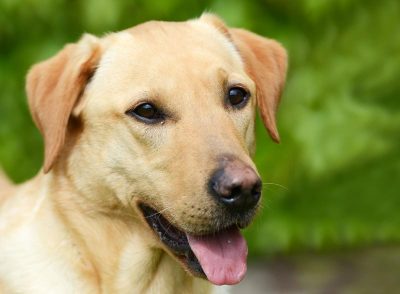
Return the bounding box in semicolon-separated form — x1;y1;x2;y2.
139;203;248;285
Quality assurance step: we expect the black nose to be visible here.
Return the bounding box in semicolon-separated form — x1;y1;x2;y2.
209;158;262;212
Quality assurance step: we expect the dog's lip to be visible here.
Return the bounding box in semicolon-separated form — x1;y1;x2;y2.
138;202;253;285
138;202;206;278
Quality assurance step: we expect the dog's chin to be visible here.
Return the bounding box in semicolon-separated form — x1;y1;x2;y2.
138;203;206;278
138;202;256;286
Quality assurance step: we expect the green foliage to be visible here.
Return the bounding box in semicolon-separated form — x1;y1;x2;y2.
1;0;399;256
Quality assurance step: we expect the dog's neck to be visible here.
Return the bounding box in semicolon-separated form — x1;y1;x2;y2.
41;171;213;294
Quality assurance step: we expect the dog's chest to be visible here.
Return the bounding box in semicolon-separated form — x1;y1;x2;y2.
0;221;100;293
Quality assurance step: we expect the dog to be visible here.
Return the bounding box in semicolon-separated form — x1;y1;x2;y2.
0;14;287;293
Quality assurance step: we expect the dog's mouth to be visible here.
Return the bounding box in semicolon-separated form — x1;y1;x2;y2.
138;203;248;286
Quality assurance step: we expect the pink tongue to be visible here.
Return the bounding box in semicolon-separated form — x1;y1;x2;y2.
186;227;248;285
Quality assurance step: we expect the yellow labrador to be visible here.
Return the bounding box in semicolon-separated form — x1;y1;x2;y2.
0;14;287;294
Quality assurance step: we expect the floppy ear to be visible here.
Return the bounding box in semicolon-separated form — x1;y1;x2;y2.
200;14;288;142
26;34;101;173
230;29;288;143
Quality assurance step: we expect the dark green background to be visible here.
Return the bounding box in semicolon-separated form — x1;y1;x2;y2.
1;0;399;257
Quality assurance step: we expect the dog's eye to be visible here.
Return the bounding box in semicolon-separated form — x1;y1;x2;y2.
126;103;164;124
227;87;250;108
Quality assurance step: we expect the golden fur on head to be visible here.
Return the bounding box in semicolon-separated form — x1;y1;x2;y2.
0;14;287;293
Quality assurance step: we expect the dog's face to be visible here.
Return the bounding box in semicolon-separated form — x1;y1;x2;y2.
26;15;287;285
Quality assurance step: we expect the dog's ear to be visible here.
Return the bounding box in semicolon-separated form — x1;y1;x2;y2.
200;14;288;142
26;34;101;173
230;29;287;143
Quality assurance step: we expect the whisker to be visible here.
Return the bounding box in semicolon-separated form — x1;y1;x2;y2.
123;195;174;220
164;221;174;235
145;206;172;219
262;182;288;191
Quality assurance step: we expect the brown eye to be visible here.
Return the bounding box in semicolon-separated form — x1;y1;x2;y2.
227;87;250;108
126;103;164;124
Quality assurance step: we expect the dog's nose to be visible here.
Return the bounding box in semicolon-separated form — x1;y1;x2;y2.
209;158;262;212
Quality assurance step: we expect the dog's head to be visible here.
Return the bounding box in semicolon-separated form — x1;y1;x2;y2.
26;14;287;285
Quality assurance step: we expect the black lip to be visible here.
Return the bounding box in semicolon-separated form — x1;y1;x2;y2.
138;203;206;278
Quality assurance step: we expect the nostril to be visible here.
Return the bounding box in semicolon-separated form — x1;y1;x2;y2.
227;185;242;200
251;181;262;202
252;180;262;194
